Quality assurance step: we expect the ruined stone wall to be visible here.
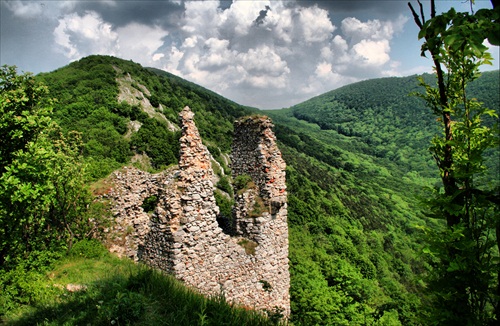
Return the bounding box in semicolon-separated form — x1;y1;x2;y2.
231;116;288;241
232;116;287;207
102;168;167;260
105;107;290;316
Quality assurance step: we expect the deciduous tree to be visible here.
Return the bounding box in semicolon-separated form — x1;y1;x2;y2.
0;66;94;268
408;1;499;323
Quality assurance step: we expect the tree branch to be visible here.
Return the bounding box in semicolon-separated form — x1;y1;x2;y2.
408;2;423;29
419;0;427;22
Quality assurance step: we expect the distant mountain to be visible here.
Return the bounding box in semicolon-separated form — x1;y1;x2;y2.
35;56;499;325
280;71;499;179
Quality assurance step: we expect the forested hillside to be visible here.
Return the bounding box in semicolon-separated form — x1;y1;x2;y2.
36;55;257;180
2;55;498;325
285;71;499;178
268;70;499;324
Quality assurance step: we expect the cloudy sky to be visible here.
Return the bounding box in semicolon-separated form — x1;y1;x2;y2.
1;0;498;109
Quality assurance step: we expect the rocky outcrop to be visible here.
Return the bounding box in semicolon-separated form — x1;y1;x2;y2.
104;107;290;316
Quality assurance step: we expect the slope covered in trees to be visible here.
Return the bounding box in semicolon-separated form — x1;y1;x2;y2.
36;55;257;179
287;71;499;179
2;55;498;324
268;69;499;324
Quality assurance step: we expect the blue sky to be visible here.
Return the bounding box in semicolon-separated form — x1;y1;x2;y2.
1;0;498;109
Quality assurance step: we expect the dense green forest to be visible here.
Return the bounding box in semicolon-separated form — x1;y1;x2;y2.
1;55;498;324
34;56;257;179
285;71;499;179
268;69;499;324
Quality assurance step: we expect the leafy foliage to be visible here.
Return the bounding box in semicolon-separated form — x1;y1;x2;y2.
0;66;95;269
0;66;53;173
409;2;500;323
69;239;110;260
131;118;180;170
5;54;496;325
233;174;254;194
269;66;497;324
36;56;257;178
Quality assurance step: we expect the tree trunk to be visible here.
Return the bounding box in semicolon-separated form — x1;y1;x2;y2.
408;0;460;226
496;221;500;324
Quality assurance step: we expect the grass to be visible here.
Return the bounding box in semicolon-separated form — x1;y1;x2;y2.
1;250;278;325
249;195;268;219
238;239;258;255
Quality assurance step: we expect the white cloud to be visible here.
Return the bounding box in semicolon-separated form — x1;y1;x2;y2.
298;5;335;43
341;15;406;44
263;6;294;44
237;46;290;89
352;39;391;66
116;23;168;63
47;1;411;109
315;62;333;79
182;36;198;48
152;53;164;61
238;45;289;77
4;0;79;19
182;1;221;37
342;17;383;43
310;15;408;81
54;11;119;60
219;1;267;37
5;0;500;110
336;16;407;72
197;38;234;71
53;11;167;65
163;46;184;75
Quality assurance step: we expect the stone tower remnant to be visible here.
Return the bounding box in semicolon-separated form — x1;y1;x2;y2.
105;107;290;316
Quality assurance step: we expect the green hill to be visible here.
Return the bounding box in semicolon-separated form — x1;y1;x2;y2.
35;55;258;179
2;55;498;325
267;70;498;324
282;71;499;178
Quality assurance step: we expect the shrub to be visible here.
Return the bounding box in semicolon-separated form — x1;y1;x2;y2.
249;195;268;218
237;239;258;255
69;239;108;259
98;290;146;325
0;250;62;313
141;195;158;213
233;174;254;194
216;176;233;196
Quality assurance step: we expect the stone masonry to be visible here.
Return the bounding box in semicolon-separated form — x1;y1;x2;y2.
104;106;290;316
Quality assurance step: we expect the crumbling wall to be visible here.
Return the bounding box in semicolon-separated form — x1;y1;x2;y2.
102;167;167;260
105;107;290;316
231;116;288;240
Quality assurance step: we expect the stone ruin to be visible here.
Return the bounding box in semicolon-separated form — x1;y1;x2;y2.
102;106;290;315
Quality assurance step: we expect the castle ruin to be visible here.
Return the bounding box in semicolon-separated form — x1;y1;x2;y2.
103;107;290;315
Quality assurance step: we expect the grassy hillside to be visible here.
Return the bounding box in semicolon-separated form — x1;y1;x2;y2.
3;55;497;325
1;240;273;326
